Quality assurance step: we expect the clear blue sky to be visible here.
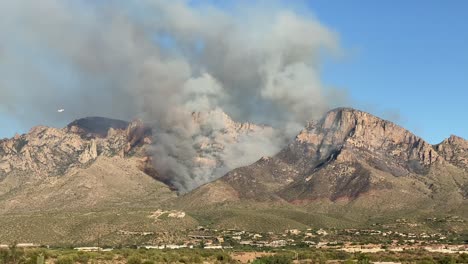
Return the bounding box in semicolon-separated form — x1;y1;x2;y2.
307;0;468;143
1;0;467;144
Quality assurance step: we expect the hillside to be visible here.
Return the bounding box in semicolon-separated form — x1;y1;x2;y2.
178;108;468;231
0;108;467;244
0;118;178;244
0;113;278;244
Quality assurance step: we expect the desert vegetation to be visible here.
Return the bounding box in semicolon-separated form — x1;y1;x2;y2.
0;244;467;264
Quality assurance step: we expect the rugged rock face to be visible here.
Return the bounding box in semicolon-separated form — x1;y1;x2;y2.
0;117;176;215
0;118;150;180
151;109;280;192
1;108;467;211
189;110;276;171
0;109;467;242
0;111;278;192
435;135;468;171
185;108;468;206
287;107;441;176
67;116;129;138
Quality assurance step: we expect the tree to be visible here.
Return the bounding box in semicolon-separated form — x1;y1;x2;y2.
357;254;370;264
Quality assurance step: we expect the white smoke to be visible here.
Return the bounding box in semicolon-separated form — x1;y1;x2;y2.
0;0;344;192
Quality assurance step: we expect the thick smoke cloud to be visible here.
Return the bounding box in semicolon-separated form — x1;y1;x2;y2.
0;0;343;192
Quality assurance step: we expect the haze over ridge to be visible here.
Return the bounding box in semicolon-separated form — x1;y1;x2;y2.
0;0;346;191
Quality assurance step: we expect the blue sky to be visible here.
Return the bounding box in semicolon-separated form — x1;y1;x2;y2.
1;0;467;144
306;0;468;143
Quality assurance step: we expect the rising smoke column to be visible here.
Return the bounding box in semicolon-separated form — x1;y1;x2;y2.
0;0;343;192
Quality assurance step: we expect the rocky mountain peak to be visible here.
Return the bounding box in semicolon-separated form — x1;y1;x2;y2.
445;135;467;146
294;107;440;172
0;117;150;178
191;109;265;135
435;134;467;170
67;116;129;138
189;108;467;205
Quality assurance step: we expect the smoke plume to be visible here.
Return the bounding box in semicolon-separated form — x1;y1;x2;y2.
0;0;344;192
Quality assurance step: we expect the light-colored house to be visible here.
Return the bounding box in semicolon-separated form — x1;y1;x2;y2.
316;229;328;236
204;245;223;249
74;247;102;252
288;229;301;235
253;234;263;239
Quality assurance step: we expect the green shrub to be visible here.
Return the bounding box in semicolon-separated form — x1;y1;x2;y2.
75;253;89;264
457;253;468;263
36;254;45;264
216;252;232;262
254;255;292;264
55;256;74;264
189;255;202;263
127;255;142;264
437;256;456;264
357;254;370;264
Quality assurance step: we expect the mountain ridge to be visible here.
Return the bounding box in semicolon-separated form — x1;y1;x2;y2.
180;107;467;206
0;108;467;244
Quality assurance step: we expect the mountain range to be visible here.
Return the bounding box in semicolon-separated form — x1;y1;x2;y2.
0;108;466;245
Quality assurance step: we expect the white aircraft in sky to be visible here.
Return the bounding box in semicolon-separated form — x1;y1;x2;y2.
57;109;65;113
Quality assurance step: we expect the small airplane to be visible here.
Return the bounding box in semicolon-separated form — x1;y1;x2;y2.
57;109;65;113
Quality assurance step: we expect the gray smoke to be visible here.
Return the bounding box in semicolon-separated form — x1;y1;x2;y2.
0;0;344;192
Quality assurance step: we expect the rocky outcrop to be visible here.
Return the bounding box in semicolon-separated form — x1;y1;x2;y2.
2;109;467;206
277;108;458;201
290;108;441;176
0;118;151;179
67;117;129;138
186;110;278;185
435;135;468;171
0;111;276;192
185;108;467;205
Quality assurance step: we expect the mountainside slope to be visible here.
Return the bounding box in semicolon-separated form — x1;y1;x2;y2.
435;135;468;171
0;117;170;213
0;118;184;244
1;108;467;243
180;108;468;215
0;113;282;244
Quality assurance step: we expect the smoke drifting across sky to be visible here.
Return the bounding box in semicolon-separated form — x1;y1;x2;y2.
0;0;345;191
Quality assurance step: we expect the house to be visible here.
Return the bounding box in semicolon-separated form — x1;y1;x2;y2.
253;234;263;239
204;245;223;249
167;211;186;218
74;247;102;252
268;240;286;247
142;245;165;249
288;229;301;235
166;244;187;249
316;229;328;236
